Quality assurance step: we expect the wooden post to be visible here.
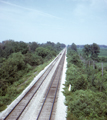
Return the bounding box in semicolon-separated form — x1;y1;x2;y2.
68;84;71;91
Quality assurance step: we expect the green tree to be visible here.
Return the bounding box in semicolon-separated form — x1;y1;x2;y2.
2;40;16;58
0;45;3;57
0;40;29;58
30;42;38;52
91;43;100;60
36;47;49;58
82;44;91;59
0;52;26;84
24;52;43;66
71;43;77;52
18;41;29;54
56;42;62;51
67;51;83;67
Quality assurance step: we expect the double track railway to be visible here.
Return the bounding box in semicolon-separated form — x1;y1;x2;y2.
1;49;66;120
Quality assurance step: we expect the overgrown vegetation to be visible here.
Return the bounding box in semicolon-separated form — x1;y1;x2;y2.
63;43;107;120
0;40;65;111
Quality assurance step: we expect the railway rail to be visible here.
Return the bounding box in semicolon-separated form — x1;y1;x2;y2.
36;51;65;120
1;49;66;120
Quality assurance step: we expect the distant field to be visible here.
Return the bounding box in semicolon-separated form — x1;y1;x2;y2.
77;48;107;68
77;48;107;57
77;48;83;55
99;49;107;57
96;62;107;69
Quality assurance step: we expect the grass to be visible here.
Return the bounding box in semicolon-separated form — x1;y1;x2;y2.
96;62;107;69
77;48;83;55
0;105;7;112
0;57;54;112
99;49;107;57
77;48;107;57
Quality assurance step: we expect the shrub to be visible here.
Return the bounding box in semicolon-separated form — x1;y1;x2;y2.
64;47;107;120
0;52;26;84
25;52;43;66
65;64;88;92
71;74;88;91
67;51;83;68
66;90;107;120
36;47;49;58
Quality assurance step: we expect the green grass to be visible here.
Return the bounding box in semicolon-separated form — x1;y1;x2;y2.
99;49;107;57
96;62;107;69
77;48;83;55
0;105;7;112
77;48;107;59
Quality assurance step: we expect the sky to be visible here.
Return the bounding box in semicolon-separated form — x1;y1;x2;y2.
0;0;107;45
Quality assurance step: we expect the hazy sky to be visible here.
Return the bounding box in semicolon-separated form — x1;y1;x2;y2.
0;0;107;45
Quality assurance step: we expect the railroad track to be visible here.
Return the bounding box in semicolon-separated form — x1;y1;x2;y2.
36;51;65;120
1;49;66;120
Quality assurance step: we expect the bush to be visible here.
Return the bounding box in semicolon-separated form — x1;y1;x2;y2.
71;74;88;91
66;64;87;92
25;52;43;66
66;90;107;120
67;51;83;68
35;47;56;62
36;47;49;58
0;52;27;84
64;47;107;120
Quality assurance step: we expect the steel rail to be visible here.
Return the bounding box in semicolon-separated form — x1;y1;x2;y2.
36;61;59;120
3;52;61;120
36;51;66;120
49;52;65;120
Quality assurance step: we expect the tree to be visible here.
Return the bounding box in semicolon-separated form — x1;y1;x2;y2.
0;52;26;84
71;43;77;52
56;42;62;51
0;45;3;57
91;43;100;60
30;42;38;52
36;47;49;58
24;52;43;66
82;44;91;59
18;41;29;54
82;43;100;61
2;40;16;58
0;40;29;58
67;51;83;67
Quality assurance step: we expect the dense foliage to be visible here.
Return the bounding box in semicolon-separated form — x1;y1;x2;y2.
82;43;100;61
63;44;107;120
70;43;77;52
0;40;65;111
